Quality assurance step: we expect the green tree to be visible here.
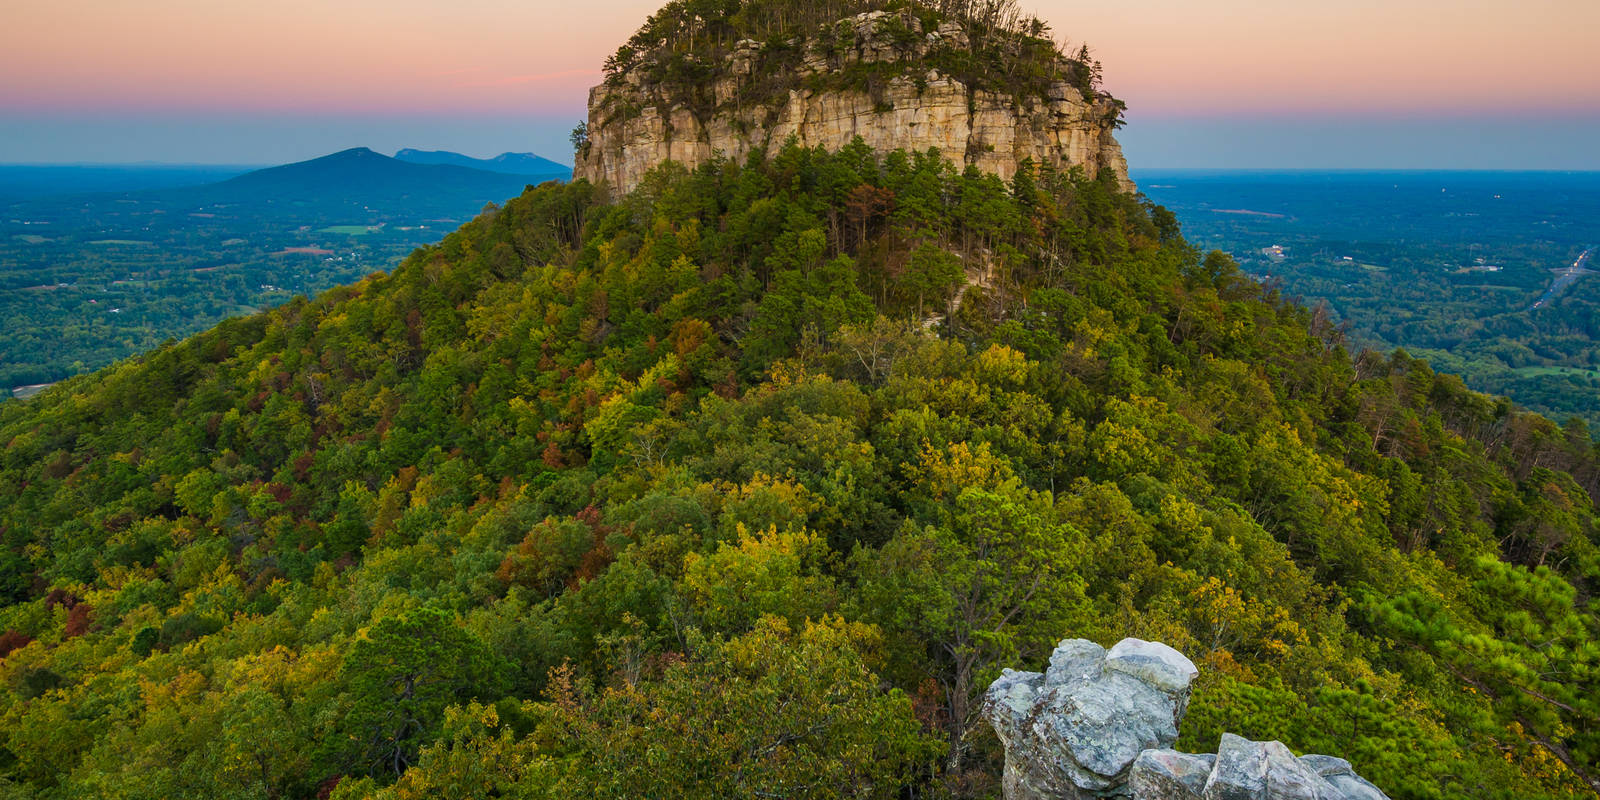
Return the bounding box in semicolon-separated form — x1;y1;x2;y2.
330;607;509;780
852;443;1089;771
902;239;965;318
531;617;941;799
1368;560;1600;793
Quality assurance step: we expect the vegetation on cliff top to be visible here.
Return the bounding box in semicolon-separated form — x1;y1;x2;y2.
595;0;1117;133
0;137;1596;798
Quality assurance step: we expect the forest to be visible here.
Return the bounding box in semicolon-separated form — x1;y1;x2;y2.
0;135;1596;798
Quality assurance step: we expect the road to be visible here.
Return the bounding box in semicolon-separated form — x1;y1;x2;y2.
1529;245;1596;311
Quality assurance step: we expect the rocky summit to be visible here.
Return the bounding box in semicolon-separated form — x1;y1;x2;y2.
983;638;1198;798
984;639;1392;800
575;7;1133;196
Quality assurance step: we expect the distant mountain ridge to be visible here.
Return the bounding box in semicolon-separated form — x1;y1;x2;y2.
4;147;549;237
0;149;567;207
201;147;536;206
394;148;571;179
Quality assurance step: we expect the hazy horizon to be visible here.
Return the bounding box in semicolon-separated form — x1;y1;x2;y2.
5;0;1598;170
7;110;1599;172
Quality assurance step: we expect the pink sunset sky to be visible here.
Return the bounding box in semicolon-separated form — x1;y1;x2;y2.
4;0;1599;167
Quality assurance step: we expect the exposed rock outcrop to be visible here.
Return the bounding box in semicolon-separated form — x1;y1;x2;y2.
983;639;1392;800
983;639;1198;799
1130;736;1391;800
576;9;1133;196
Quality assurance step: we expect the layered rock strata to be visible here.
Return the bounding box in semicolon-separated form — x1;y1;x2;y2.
575;10;1134;196
983;638;1392;800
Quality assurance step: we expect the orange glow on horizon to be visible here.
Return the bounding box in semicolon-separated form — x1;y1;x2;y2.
5;0;1598;118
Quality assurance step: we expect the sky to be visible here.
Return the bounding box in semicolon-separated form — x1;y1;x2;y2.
3;0;1598;168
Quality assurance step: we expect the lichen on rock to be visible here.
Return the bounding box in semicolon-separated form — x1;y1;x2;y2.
984;638;1393;800
982;638;1198;800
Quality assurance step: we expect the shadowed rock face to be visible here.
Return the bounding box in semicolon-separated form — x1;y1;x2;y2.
1131;735;1392;800
984;639;1393;800
982;638;1198;799
575;10;1134;196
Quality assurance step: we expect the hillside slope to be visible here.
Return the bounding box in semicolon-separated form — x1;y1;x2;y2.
2;137;1596;799
1;3;1598;799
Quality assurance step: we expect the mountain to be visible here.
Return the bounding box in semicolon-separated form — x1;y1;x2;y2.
6;147;540;218
1;2;1596;799
394;148;571;179
575;7;1131;195
188;146;538;208
0;149;568;207
4;147;543;226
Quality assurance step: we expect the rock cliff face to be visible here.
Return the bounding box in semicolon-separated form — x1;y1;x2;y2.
575;10;1134;196
983;638;1392;800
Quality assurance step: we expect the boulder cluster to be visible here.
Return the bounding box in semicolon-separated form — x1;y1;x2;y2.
982;638;1391;800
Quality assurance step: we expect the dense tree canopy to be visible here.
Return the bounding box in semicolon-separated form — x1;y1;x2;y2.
596;0;1117;132
0;138;1597;798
